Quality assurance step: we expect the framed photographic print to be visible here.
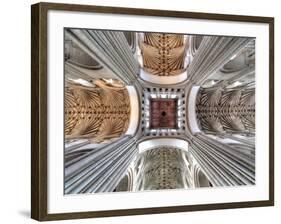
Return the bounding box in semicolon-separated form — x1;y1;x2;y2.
31;2;274;221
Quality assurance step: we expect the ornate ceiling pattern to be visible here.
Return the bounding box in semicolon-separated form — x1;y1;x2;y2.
65;79;130;143
195;88;255;134
140;33;187;76
150;99;177;129
135;146;189;190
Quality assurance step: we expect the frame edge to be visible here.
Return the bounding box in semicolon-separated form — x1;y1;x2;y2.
268;17;274;206
31;3;40;220
31;2;48;221
37;1;274;23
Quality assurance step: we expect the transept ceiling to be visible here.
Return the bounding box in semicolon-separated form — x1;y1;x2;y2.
65;79;130;143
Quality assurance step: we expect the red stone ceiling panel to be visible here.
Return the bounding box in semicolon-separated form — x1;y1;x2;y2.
150;99;177;129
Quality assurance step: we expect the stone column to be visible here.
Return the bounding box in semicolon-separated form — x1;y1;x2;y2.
189;133;255;187
187;36;252;85
65;135;137;194
65;29;140;85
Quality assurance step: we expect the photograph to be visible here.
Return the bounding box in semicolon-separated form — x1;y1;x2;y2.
30;2;274;220
64;29;256;194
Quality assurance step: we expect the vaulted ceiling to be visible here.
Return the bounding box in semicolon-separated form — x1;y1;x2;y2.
64;29;256;193
140;33;187;76
65;79;130;143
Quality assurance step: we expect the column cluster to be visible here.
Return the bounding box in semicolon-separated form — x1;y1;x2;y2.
187;36;252;84
65;29;140;85
65;136;138;194
189;133;255;186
